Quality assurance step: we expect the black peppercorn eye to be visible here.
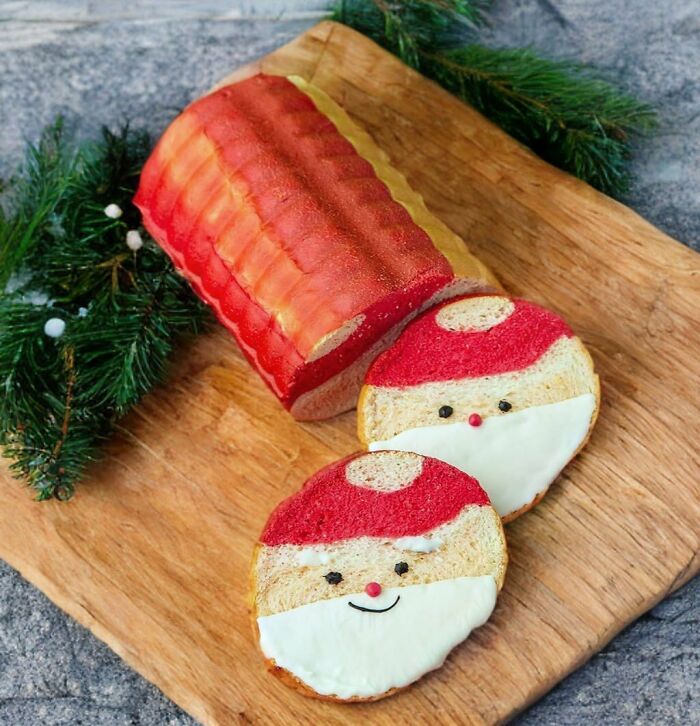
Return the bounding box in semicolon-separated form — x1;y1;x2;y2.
498;400;512;412
438;405;453;418
394;562;409;576
324;571;343;585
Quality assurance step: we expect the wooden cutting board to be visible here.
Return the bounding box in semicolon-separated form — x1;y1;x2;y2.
1;20;698;725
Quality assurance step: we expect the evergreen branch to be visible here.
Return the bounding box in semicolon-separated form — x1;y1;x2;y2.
332;0;656;196
0;120;75;288
334;0;487;62
0;121;210;500
421;46;657;194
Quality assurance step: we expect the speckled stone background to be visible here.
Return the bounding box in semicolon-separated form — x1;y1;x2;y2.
0;2;698;724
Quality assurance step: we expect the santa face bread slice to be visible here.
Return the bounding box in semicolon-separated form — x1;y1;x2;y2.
251;451;507;702
135;73;498;421
358;294;600;521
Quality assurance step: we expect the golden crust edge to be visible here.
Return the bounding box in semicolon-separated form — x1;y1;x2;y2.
288;76;500;295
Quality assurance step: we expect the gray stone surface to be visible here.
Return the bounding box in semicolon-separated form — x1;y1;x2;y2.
0;2;698;724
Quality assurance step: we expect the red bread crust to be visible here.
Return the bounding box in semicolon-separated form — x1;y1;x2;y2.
366;294;573;387
135;74;458;412
260;452;489;546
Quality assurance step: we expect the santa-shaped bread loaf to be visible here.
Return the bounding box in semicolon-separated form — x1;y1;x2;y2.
358;294;600;521
251;450;507;701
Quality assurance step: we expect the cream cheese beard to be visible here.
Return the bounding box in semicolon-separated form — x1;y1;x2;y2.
369;394;596;518
257;576;496;699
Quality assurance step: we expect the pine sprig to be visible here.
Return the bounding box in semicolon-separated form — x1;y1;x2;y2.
333;0;656;196
0;121;209;500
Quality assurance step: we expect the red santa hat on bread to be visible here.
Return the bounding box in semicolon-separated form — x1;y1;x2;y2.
261;451;490;547
366;293;573;387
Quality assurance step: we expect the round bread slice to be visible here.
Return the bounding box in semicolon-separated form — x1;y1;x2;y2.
358;293;600;522
250;450;507;702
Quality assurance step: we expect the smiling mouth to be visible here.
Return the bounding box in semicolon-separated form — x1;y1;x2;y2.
348;595;401;613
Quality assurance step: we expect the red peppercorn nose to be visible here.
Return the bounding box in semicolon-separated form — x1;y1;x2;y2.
468;413;482;427
365;582;382;597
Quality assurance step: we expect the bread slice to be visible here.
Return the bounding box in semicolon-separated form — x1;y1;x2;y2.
250;450;507;702
358;294;600;521
135;73;498;420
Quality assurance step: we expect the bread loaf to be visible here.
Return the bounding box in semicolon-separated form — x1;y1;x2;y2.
135;74;497;419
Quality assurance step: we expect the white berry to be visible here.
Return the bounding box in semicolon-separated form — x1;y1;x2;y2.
104;203;123;219
126;229;143;251
77;307;88;318
44;318;66;338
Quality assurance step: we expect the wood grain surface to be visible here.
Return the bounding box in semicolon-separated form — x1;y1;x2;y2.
1;21;698;726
